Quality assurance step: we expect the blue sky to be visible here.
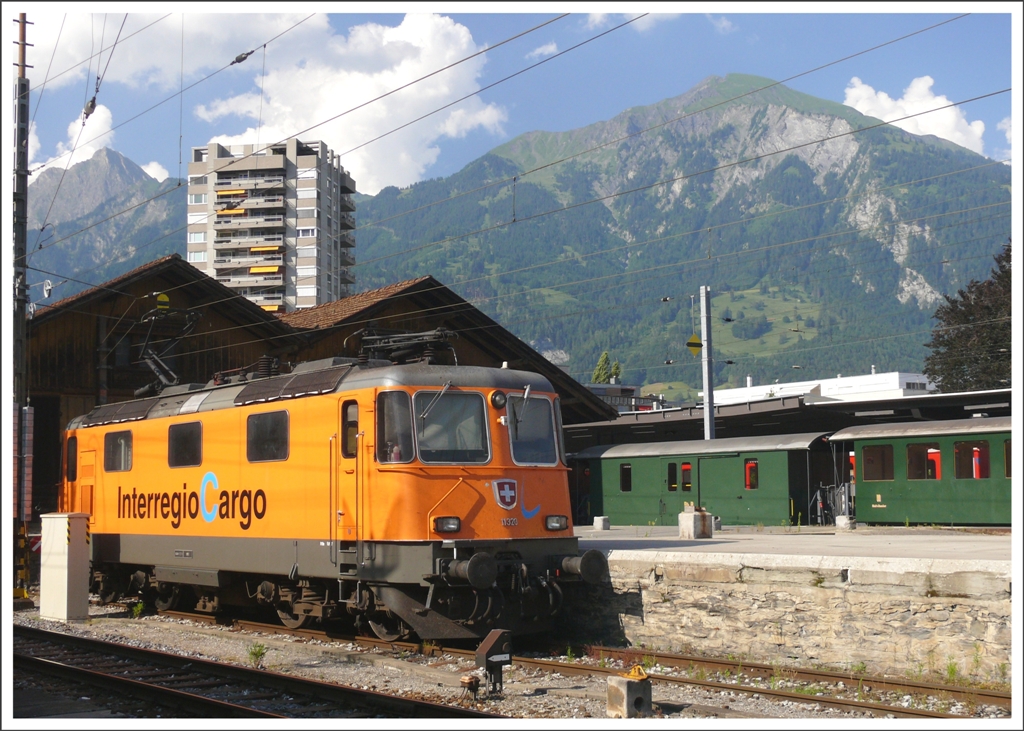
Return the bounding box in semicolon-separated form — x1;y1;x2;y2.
8;6;1018;194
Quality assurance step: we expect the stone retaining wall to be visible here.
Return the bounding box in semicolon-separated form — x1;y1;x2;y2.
561;552;1011;682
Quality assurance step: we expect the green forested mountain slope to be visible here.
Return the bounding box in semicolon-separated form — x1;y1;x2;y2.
354;74;1011;389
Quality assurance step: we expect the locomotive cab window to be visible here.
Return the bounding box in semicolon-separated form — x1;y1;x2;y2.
954;440;990;479
862;445;894;481
681;462;692;491
415;390;489;464
507;394;557;466
744;459;759;490
247;411;289;462
620;463;632;492
168;422;202;467
907;443;941;480
65;436;78;482
104;431;133;472
376;391;414;463
342;400;358;459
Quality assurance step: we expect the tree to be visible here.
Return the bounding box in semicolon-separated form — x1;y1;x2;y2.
610;361;622;382
592;351;611;384
923;242;1011;392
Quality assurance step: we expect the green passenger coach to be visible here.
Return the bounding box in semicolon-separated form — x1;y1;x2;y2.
569;433;838;527
830;417;1011;526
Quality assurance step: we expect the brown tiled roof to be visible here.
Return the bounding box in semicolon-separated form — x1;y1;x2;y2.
36;254;181;317
279;276;434;330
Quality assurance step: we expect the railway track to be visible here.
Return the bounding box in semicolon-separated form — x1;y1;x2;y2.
156;609;1009;719
13;624;498;719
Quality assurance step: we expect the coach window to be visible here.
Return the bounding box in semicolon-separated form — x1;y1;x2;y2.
65;436;78;482
168;422;202;467
376;391;414;463
667;463;677;491
104;431;133;472
862;445;894;481
620;463;632;492
906;443;941;480
1005;440;1011;478
954;440;990;479
681;462;692;491
744;459;759;490
247;411;289;462
342;401;358;459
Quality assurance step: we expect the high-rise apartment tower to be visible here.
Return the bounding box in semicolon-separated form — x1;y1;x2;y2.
186;138;356;312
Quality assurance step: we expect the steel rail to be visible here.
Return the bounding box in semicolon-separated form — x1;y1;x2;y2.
154;611;983;718
14;624;497;718
14;653;281;718
584;645;1012;710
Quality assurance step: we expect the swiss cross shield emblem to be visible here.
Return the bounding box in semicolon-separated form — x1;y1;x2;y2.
493;479;518;510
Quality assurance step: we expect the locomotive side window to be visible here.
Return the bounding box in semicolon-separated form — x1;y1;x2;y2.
376;391;414;463
667;463;677;491
681;462;692;491
507;394;556;465
66;436;78;482
744;459;759;490
104;431;133;472
342;401;358;459
415;391;490;464
862;445;894;481
954;440;990;479
247;411;289;462
906;443;941;480
1005;440;1011;478
168;422;202;467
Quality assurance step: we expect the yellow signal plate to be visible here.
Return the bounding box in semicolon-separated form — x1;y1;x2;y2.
687;333;702;357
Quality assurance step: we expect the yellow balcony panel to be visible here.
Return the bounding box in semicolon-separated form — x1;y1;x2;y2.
217;189;247;195
250;266;281;274
250;245;283;252
261;304;283;312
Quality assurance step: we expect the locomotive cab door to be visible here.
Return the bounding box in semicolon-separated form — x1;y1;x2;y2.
336;400;360;569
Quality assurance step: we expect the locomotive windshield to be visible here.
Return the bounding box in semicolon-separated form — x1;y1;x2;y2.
376;391;414;463
507;395;558;466
413;391;489;464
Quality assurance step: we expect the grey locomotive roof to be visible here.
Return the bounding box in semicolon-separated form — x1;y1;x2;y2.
830;416;1012;441
68;361;554;429
571;432;829;461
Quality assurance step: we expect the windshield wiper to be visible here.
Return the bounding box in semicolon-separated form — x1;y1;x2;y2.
419;381;451;422
511;385;531;438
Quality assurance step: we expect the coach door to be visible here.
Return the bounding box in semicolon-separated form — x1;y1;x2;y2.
659;458;689;523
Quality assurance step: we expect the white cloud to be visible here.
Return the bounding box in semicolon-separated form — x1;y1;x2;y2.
844;76;985;155
526;42;558;60
584;13;678;32
29;104;116;181
142;161;169;181
26;13;329;92
201;14;507;193
995;117;1012;165
705;15;736;34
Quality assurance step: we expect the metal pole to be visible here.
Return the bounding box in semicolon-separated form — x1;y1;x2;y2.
700;285;715;440
13;13;33;595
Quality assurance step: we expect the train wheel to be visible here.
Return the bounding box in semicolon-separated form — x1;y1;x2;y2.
277;606;311;629
153;583;181;612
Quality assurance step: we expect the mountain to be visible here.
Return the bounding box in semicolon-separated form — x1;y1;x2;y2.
26;148;186;303
353;74;1011;389
28;76;1010;391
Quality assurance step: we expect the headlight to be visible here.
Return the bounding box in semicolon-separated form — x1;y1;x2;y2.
490;390;507;409
434;516;461;533
545;515;568;531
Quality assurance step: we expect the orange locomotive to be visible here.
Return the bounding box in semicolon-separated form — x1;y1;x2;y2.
61;336;606;640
